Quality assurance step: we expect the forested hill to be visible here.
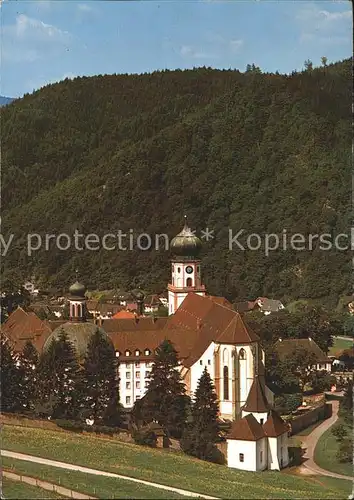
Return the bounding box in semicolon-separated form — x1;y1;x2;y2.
1;60;351;304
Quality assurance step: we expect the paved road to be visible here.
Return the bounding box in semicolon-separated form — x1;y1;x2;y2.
333;336;353;342
299;400;353;481
1;450;218;499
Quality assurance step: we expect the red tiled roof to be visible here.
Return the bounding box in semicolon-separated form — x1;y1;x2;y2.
275;338;330;363
1;307;52;352
242;376;270;413
227;414;266;441
262;410;288;437
112;310;136;319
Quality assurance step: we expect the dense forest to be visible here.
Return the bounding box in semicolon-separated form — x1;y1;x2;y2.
1;59;351;304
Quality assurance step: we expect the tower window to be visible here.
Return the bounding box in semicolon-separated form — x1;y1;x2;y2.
186;277;192;287
239;348;246;360
223;365;229;400
177;267;181;273
260;418;264;425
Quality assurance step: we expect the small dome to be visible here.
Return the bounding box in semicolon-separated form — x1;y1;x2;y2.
43;322;109;359
134;290;145;301
69;280;86;298
170;218;202;257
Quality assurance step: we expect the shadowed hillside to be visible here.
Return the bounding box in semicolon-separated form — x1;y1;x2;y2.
1;60;351;302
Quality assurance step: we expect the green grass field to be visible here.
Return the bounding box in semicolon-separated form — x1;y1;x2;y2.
2;424;352;499
314;419;353;478
329;336;353;356
2;478;66;499
2;458;185;499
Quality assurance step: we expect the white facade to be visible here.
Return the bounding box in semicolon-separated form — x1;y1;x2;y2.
167;260;206;315
227;439;267;472
267;433;289;470
227;428;289;472
117;356;154;408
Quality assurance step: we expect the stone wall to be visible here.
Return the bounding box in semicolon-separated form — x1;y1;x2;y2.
289;402;331;435
3;469;96;499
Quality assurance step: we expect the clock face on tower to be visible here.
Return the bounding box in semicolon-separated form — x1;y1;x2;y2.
185;265;193;274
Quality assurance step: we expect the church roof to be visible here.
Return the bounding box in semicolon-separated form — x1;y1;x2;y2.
227;414;266;441
106;293;260;368
43;321;108;359
262;410;288;437
242;376;270;413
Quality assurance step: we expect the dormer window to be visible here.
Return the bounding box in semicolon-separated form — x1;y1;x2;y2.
115;351;121;357
125;350;131;356
145;349;151;356
135;349;140;356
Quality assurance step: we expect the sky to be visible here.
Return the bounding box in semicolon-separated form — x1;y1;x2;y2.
1;0;352;98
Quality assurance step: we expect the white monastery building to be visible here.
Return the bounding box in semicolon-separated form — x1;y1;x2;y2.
2;218;289;472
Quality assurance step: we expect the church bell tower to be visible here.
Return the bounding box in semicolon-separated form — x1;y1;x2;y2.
167;216;206;315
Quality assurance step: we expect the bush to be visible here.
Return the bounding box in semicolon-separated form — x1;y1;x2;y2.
132;428;157;447
336;438;352;463
55;419;84;432
275;393;303;414
331;423;348;442
288;446;303;466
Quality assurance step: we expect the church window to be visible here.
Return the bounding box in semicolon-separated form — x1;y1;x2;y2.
239;453;244;462
223;366;229;400
177;267;181;273
126;396;131;404
239;348;246;360
186;277;192;287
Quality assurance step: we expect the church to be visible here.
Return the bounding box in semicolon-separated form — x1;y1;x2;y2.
2;218;289;472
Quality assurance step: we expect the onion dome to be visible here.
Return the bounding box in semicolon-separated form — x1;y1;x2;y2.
170;216;202;257
133;290;145;301
69;280;86;298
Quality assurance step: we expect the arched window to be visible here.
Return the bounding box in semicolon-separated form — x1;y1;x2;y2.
223;366;229;400
239;348;246;360
223;348;229;364
186;277;192;287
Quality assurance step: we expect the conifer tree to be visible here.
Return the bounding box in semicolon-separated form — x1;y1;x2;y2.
18;341;39;413
0;337;22;412
35;329;81;420
139;339;189;440
181;367;220;461
80;328;121;426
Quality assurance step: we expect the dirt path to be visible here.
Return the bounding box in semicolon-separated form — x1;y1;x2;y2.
298;400;353;481
1;450;218;499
